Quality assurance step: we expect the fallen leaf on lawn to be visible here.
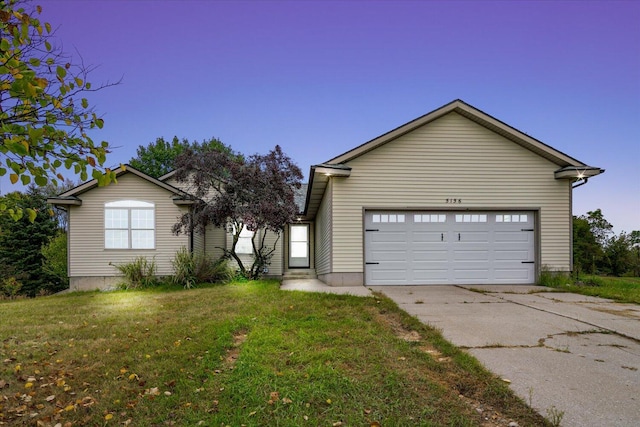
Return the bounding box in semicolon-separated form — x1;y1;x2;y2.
326;399;332;404
64;404;74;411
164;391;172;396
0;379;7;388
123;419;132;426
80;396;96;407
146;387;160;396
128;374;139;381
45;395;55;402
249;411;257;416
104;413;113;420
333;422;343;427
25;382;34;388
15;364;21;372
370;422;381;427
270;391;280;401
282;397;293;404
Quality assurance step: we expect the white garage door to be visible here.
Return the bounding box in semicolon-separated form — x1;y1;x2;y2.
364;211;535;285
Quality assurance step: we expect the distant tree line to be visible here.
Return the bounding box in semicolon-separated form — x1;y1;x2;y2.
573;209;640;277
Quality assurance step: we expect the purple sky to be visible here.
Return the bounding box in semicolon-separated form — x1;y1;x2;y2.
23;0;640;233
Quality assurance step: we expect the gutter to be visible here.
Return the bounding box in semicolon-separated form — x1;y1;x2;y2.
572;178;589;189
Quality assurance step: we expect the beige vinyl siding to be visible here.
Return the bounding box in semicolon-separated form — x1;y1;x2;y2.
164;176;198;195
314;179;333;275
331;112;571;273
204;224;226;260
68;173;189;277
193;230;205;256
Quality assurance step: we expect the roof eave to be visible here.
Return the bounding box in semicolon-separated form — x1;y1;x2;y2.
554;166;605;180
303;164;352;218
47;197;82;206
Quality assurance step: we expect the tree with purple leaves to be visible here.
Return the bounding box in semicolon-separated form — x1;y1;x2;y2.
172;144;303;279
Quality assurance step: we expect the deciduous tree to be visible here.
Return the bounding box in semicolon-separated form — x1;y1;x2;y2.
1;0;117;219
172;144;303;279
129;136;232;178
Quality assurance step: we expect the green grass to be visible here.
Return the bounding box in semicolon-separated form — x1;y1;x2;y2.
544;275;640;304
0;281;548;426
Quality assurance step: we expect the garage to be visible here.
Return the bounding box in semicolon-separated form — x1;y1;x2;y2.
364;211;536;285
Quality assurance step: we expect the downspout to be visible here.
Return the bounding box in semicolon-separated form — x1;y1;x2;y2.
570;177;588;276
189;209;194;253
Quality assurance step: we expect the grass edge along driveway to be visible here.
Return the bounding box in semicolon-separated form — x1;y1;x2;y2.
0;281;550;426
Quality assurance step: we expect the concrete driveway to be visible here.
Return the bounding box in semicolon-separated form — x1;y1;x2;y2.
370;285;640;427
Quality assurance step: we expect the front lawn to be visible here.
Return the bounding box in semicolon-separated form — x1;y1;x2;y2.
0;281;548;426
543;275;640;304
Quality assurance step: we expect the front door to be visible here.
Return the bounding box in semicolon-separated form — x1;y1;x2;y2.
289;224;310;268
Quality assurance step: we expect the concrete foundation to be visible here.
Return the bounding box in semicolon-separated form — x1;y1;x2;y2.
69;276;122;291
317;272;364;287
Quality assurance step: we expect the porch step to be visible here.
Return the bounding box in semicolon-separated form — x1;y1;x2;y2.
283;269;317;280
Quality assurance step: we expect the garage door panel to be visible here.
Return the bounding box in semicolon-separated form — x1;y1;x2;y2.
494;268;533;281
413;269;449;281
369;250;410;261
412;231;446;243
370;231;407;242
453;268;490;280
494;231;533;243
412;250;448;261
456;231;489;242
365;211;536;285
494;250;531;261
453;250;490;261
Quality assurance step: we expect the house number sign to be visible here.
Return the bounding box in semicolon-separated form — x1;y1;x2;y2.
446;198;462;204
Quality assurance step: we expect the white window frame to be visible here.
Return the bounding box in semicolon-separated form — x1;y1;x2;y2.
105;200;155;249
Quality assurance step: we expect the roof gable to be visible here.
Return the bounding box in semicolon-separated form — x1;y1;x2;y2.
49;164;192;205
327;99;587;168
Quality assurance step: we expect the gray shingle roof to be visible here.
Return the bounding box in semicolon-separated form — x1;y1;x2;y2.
294;184;308;213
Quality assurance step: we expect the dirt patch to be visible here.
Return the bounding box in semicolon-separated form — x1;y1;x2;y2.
221;330;248;369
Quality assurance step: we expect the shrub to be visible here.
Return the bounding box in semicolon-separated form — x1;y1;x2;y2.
171;247;197;289
171;247;233;289
1;277;23;299
538;266;572;287
113;257;158;289
42;232;69;288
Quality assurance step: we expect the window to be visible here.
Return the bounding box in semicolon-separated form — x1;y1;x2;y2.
455;214;487;223
235;225;254;254
372;214;405;223
414;214;446;223
105;201;155;249
496;214;528;223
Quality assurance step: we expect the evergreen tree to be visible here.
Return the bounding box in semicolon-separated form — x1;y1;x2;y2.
0;186;60;296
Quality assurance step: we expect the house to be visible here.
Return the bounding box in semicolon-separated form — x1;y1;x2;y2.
48;100;603;290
